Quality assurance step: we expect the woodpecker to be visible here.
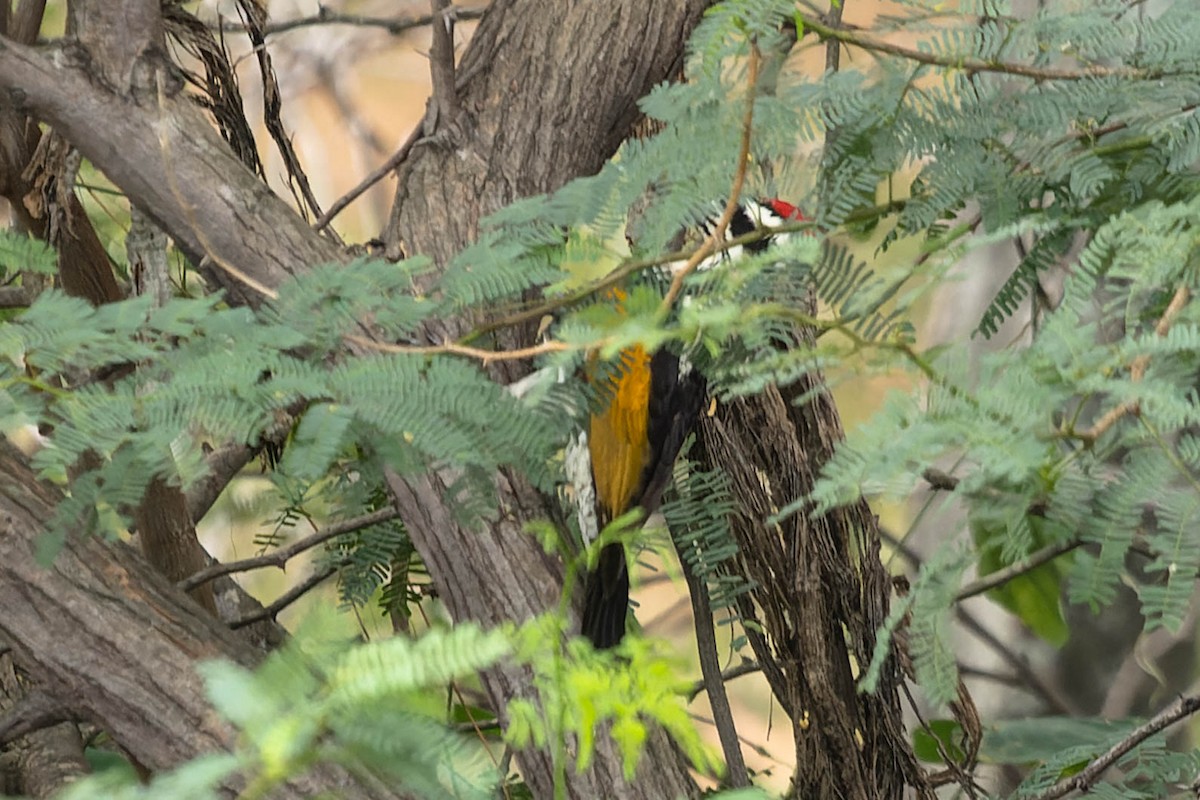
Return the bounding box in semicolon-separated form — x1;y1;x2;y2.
579;198;805;648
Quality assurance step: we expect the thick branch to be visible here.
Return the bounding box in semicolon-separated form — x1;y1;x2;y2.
0;444;398;798
0;37;343;306
660;45;759;313
186;442;256;523
0;691;67;747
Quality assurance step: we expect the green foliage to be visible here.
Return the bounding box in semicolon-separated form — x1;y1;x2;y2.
508;616;720;783
987;716;1200;799
0;227;58;276
227;612;506;799
0;257;566;556
56;754;238;800
55;613;509;799
663;454;755;615
912;719;967;764
972;511;1070;646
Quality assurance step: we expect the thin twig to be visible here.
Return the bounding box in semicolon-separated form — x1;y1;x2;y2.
1080;285;1191;441
214;7;486;38
686;711;791;768
467;218;814;343
660;44;761;314
312;5;487;232
236;0;329;229
345;332;574;364
955;539;1083;602
687;661;762;702
823;0;845;72
453;718;502;733
797;12;1139;81
900;680;982;796
955;607;1077;716
314;126;422;231
886;513;1038;723
679;551;748;787
959;664;1024;688
227;562;341;629
179;506;399;591
1030;692;1200;800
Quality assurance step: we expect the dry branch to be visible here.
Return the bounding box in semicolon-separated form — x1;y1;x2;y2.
0;39;343;307
1033;692;1200;800
180;506;399;592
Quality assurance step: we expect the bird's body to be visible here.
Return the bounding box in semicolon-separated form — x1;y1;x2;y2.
578;198;804;648
581;344;702;648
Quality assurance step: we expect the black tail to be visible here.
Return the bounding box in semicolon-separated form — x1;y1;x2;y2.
581;542;630;649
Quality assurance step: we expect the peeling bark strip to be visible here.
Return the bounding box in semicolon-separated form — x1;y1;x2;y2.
699;371;928;798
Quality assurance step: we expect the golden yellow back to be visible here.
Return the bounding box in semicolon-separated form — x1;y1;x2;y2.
588;345;652;522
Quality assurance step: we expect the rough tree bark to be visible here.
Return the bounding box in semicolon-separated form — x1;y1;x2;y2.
699;375;928;798
379;1;714;797
0;444;401;799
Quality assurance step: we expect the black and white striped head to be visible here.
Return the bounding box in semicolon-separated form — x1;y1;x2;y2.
688;198;806;273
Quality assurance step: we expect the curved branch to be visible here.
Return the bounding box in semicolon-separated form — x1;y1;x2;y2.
660;44;759;313
179;506;399;592
955;539;1083;602
0;36;343;307
0;689;68;746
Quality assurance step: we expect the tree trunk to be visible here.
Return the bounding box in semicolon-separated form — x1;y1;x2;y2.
379;2;713;795
0;444;400;798
697;352;928;798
